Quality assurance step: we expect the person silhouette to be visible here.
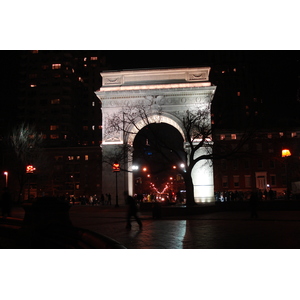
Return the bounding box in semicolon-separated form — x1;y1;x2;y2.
124;191;142;230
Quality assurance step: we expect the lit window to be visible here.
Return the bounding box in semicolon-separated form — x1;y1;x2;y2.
31;50;38;54
237;91;241;96
91;57;98;60
50;125;59;131
92;101;95;106
85;155;89;161
233;68;237;72
68;156;74;161
64;135;67;139
30;84;37;88
51;99;60;104
84;57;87;61
291;132;297;138
231;134;236;140
220;134;226;140
267;133;272;139
76;156;80;160
52;63;61;69
50;134;59;139
279;132;284;137
92;125;95;130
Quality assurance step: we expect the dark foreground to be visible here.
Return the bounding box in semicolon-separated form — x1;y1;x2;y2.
2;200;300;249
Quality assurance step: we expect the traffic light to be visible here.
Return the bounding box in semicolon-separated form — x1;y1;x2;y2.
112;162;120;172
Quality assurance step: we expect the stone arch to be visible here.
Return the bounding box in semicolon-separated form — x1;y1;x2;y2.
96;67;217;204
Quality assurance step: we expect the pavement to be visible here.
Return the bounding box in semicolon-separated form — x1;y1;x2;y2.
3;203;300;249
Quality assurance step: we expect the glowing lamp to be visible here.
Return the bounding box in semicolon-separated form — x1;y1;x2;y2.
26;165;36;173
112;162;120;172
282;149;291;158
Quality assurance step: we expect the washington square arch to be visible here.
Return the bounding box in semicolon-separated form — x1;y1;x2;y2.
95;67;216;205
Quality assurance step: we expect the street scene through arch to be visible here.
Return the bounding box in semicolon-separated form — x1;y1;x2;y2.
96;67;216;205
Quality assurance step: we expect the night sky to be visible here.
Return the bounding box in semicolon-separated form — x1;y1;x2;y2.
1;50;300;128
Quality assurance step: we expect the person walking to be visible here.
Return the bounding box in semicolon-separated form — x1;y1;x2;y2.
124;191;142;230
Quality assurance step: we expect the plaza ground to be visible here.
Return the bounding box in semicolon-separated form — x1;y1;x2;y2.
2;202;300;249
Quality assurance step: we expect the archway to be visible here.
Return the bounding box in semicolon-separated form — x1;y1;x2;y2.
131;122;185;202
96;67;216;205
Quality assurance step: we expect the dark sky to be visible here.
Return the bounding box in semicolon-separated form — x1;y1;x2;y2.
1;50;300;127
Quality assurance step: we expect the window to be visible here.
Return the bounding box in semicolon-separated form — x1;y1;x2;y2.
91;57;98;60
279;132;284;137
270;175;276;186
55;156;63;161
31;50;38;54
231;134;237;140
68;156;74;161
50;125;59;130
92;101;95;106
245;175;251;188
291;132;297;138
244;159;250;169
30;84;37;88
220;134;226;140
50;134;59;139
233;176;240;188
76;156;80;160
51;99;60;104
233;160;238;170
237;91;241;96
83;126;88;131
269;160;275;168
52;63;61;69
222;176;228;188
267;133;272;139
85;155;89;161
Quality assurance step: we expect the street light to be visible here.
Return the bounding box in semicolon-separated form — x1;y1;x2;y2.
112;162;120;207
282;149;291;158
282;149;291;200
3;171;8;187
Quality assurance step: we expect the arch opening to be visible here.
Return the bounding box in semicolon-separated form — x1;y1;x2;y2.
130;123;186;203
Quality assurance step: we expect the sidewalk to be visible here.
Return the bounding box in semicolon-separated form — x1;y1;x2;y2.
68;205;300;249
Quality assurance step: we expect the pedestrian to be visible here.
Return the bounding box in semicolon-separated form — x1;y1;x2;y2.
1;187;12;218
101;194;105;205
124;191;142;230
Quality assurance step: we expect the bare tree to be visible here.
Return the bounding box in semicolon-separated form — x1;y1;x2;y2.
9;123;44;201
106;100;258;206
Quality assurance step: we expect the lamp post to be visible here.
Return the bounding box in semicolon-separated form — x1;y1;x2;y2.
112;162;120;207
26;165;36;201
282;149;291;200
3;171;8;187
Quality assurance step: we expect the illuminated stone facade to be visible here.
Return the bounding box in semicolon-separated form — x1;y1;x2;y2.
96;67;216;203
